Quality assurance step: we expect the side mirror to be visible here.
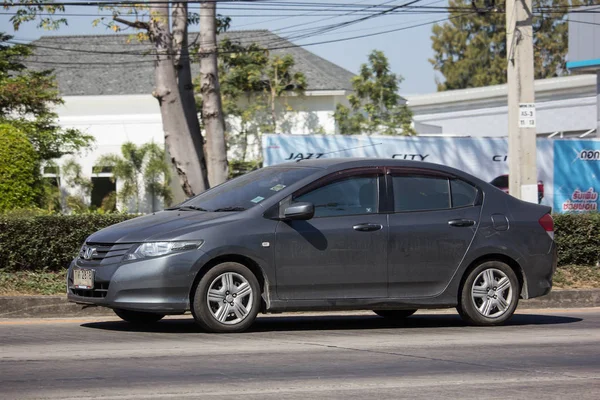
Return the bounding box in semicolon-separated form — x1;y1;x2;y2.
283;202;314;220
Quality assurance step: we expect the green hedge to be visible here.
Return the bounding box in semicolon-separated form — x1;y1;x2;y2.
0;212;597;273
554;213;600;267
0;214;136;272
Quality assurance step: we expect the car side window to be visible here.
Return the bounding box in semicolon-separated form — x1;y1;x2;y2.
294;175;379;218
393;175;450;212
451;179;478;208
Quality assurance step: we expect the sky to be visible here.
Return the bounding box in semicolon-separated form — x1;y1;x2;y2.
0;1;447;94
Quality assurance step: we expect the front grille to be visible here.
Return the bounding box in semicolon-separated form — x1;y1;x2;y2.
79;243;133;265
70;282;110;298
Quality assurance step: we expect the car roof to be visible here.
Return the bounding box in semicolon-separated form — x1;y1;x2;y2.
268;157;494;190
270;157;456;172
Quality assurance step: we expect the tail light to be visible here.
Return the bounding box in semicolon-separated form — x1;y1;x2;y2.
539;213;554;240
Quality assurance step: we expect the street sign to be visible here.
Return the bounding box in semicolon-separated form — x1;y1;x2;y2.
519;103;536;128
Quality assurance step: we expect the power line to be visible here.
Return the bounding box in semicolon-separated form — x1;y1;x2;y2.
7;1;452;52
15;12;476;67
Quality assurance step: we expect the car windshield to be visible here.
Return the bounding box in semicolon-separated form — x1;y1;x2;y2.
171;166;319;212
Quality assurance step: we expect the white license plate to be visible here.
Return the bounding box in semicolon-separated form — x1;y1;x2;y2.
73;269;94;289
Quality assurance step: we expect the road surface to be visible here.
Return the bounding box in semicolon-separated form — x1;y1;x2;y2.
1;308;600;399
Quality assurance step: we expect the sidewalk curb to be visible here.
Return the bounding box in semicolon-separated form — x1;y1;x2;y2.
1;289;599;318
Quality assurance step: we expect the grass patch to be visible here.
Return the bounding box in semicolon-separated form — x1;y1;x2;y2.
0;265;599;296
554;265;600;289
0;270;66;295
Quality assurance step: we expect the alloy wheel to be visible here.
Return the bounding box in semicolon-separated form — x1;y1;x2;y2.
471;268;513;318
206;272;254;325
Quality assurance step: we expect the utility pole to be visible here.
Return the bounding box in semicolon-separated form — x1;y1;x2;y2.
506;0;538;203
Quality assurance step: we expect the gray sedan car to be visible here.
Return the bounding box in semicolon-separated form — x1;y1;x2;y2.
68;158;556;332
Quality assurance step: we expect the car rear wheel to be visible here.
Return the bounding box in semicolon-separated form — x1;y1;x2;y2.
191;262;261;333
113;309;165;324
373;309;417;319
458;261;520;326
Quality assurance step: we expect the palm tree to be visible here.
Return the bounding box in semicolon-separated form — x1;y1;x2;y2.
96;142;172;213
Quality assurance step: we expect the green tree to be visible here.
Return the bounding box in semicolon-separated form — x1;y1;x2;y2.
0;33;93;161
61;159;94;213
96;142;172;213
217;38;270;162
0;124;39;212
197;39;308;163
263;55;307;133
430;0;595;91
334;50;414;135
7;2;230;194
143;144;173;211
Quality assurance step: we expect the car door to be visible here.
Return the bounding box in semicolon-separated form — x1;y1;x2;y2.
387;170;481;298
274;168;388;300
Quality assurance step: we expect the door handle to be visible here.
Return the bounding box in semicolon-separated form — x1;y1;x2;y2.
353;223;383;232
448;219;476;227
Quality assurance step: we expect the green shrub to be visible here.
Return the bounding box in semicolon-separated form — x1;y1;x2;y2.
554;213;600;267
0;212;597;274
0;214;137;272
0;124;40;211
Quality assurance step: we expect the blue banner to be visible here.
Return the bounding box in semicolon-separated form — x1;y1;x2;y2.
554;140;600;212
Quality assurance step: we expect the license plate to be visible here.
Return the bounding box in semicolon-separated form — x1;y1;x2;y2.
73;269;94;289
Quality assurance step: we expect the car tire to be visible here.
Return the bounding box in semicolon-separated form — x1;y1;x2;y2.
191;262;261;333
373;309;417;319
458;261;520;326
113;309;165;324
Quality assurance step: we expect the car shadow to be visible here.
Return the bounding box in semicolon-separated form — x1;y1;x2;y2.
80;312;582;334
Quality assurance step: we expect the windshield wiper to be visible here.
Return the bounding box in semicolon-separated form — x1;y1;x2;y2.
166;205;209;212
212;206;247;212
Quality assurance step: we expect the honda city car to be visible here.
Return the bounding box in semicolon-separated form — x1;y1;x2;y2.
68;158;557;333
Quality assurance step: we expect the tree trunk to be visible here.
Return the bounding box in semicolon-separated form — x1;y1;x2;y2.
172;2;210;192
270;67;278;133
199;1;228;185
147;4;207;198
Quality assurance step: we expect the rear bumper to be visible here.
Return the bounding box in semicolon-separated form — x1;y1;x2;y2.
522;241;557;299
67;249;206;313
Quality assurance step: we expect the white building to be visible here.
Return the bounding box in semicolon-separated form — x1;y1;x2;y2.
406;74;599;138
30;30;359;211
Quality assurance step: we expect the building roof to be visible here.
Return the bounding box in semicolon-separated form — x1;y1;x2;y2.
405;74;597;114
27;30;355;96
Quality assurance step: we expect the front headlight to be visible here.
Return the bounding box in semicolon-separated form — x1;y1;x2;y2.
124;241;203;261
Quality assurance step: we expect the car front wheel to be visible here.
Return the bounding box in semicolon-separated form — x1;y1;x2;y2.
458;261;520;326
191;262;261;333
113;309;165;324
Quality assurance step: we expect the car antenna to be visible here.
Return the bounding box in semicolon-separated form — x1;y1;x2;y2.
296;142;383;162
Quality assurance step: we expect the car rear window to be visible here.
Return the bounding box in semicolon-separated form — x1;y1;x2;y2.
451;179;478;208
393;176;450;212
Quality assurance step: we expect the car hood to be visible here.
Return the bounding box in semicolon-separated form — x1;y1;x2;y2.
86;211;236;243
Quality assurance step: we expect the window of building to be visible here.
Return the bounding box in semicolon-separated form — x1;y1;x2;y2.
92;166;116;210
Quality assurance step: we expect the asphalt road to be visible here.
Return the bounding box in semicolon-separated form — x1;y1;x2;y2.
1;308;600;399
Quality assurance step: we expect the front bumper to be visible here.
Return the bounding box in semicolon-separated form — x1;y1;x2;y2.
67;249;206;313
